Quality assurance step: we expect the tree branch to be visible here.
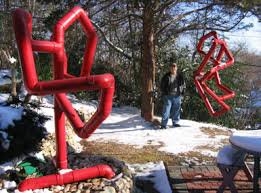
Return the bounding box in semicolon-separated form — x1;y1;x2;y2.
103;13;142;23
155;3;217;36
91;20;132;60
154;0;178;14
88;0;118;17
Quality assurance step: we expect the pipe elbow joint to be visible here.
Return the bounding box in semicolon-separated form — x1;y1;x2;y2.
97;164;115;179
24;81;39;95
98;109;111;121
103;74;115;88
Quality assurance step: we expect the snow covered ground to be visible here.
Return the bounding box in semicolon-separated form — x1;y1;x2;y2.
0;93;259;193
36;95;233;157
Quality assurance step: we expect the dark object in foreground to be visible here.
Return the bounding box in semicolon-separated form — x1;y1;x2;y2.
0;106;48;164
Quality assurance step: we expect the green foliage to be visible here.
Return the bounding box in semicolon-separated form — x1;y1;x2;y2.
43;8;67;31
34;53;52;81
75;61;140;106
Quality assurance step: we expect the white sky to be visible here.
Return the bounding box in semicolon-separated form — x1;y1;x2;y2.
177;16;261;55
224;16;261;54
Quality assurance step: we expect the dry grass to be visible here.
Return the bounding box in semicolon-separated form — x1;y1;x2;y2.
196;144;221;152
177;151;216;163
66;120;220;166
80;140;184;165
200;127;232;138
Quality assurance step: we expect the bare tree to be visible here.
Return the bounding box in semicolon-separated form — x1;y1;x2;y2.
3;0;259;120
86;0;259;122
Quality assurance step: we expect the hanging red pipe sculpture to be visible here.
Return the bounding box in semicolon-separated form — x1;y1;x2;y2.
12;6;115;191
194;31;235;117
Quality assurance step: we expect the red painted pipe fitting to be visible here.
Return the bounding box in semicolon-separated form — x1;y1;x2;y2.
18;164;115;191
194;31;235;116
12;6;115;191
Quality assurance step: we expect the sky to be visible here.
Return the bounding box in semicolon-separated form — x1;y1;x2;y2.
177;16;261;55
224;16;261;54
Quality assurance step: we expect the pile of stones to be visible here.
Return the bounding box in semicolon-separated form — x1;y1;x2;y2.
0;109;134;193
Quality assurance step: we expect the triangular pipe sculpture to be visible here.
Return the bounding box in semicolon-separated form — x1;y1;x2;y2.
12;6;115;191
194;31;235;116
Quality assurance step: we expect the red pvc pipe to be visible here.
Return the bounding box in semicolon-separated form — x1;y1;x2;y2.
18;164;115;191
32;40;62;53
12;6;116;191
194;31;235;116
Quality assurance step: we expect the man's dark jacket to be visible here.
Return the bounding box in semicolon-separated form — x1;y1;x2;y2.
160;72;185;96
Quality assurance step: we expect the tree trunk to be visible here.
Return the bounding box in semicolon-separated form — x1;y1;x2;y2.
11;67;17;97
127;3;138;86
141;3;156;122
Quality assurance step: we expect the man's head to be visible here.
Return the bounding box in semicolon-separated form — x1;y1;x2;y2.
170;63;177;75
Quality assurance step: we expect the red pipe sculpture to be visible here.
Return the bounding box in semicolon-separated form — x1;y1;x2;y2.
12;6;115;191
194;31;235;116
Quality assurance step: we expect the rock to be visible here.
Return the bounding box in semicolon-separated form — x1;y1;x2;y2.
52;185;63;192
3;180;16;189
4;151;133;193
69;184;77;192
115;179;125;190
77;182;84;190
91;178;101;185
83;182;93;188
100;186;116;193
0;189;8;193
64;184;71;192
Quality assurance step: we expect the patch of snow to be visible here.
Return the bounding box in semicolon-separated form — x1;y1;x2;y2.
13;189;52;193
230;130;261;153
200;150;218;158
9;57;17;64
86;106;231;155
129;161;172;193
0;161;14;175
217;145;245;165
0;105;23;151
23;97;232;156
3;180;17;189
0;69;21;86
0;94;9;103
0;189;8;193
0;106;24;129
0;70;12;86
250;89;261;108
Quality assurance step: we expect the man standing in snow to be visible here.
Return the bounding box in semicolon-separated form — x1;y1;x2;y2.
160;62;185;129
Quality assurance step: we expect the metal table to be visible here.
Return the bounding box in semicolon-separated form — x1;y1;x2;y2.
229;137;261;193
